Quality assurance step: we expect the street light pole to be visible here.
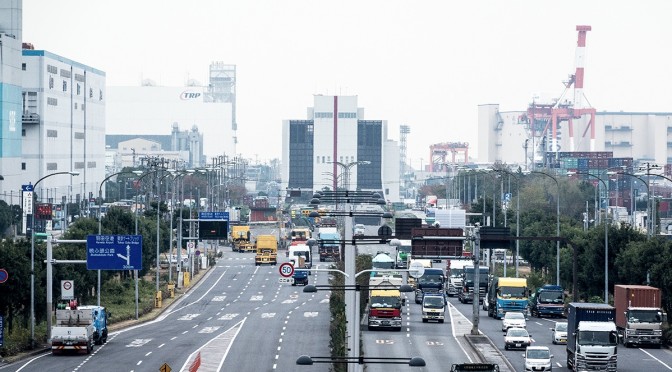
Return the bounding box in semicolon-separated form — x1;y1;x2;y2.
97;170;136;307
528;171;560;286
569;171;608;303
30;171;79;348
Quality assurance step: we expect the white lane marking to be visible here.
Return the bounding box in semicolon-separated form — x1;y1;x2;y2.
14;353;49;372
158;343;165;348
639;348;672;370
137;361;142;366
447;302;474;363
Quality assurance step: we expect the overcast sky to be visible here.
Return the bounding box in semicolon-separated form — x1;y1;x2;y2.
22;1;672;166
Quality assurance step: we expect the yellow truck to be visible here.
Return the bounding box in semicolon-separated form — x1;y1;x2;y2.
231;225;254;253
255;235;278;266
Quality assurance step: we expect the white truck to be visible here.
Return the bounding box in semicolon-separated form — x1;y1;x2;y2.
51;301;109;355
446;259;471;297
422;293;446;323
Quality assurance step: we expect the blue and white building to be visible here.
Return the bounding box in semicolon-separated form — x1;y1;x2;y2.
281;95;400;202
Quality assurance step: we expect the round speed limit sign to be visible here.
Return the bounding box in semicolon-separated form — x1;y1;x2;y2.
279;262;294;278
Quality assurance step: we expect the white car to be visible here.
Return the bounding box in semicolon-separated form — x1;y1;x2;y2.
354;224;366;236
550;321;568;345
523;346;553;371
504;327;533;350
501;311;527;332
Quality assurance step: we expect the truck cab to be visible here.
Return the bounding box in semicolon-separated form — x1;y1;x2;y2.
458;265;489;304
414;267;445;304
368;289;403;331
529;284;565;318
254;235;278;266
566;302;618;371
422;293;446;323
487;277;529;319
394;239;411;269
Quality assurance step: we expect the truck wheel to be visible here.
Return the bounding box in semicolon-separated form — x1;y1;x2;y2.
422;319;428;323
439;319;444;323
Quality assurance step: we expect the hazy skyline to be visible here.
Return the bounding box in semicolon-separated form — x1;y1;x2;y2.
23;1;672;167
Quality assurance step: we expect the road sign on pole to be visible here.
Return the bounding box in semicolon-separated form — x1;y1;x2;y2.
279;262;294;278
86;235;143;270
61;280;74;300
0;268;8;284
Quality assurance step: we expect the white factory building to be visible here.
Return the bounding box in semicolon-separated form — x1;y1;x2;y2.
106;63;237;160
281;95;400;202
478;103;672;168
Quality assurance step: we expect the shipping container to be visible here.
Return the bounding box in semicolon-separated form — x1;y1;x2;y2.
614;285;662;328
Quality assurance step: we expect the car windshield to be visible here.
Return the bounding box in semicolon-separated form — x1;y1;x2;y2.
423;297;444;308
527;349;550;359
508;329;528;337
539;290;564;303
505;312;525;320
578;330;618;346
555;322;568;332
628;310;663;323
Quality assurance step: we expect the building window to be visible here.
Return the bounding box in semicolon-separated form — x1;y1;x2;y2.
22;63;26;71
49;76;54;89
60;69;71;78
316;156;320;164
62;80;67;92
22;129;26;136
74;102;78;109
75;162;85;169
47;97;58;106
76;83;81;95
75;73;85;82
47;65;57;74
322;156;325;163
327;156;330;162
315;112;334;119
89;88;93;98
46;162;58;171
99;89;103;101
47;130;58;137
22;162;26;170
74;132;85;139
338;112;356;119
88;161;96;168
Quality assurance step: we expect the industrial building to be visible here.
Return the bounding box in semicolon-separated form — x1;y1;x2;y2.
106;62;237;160
281;95;400;202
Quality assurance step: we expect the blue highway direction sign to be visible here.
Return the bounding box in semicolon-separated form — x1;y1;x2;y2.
86;235;143;270
199;211;229;220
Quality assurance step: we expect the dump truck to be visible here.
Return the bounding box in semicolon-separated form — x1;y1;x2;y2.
51;300;109;355
231;225;253;252
254;234;278;265
368;288;404;331
566;302;618;371
614;284;666;348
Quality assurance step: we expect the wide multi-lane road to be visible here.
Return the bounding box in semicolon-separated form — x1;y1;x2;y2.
3;249;332;372
449;294;672;371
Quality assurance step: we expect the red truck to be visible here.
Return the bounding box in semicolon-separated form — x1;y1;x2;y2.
614;284;666;348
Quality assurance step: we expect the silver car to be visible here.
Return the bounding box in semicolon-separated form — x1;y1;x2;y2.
550;321;568;345
501;311;527;332
504;327;533;350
